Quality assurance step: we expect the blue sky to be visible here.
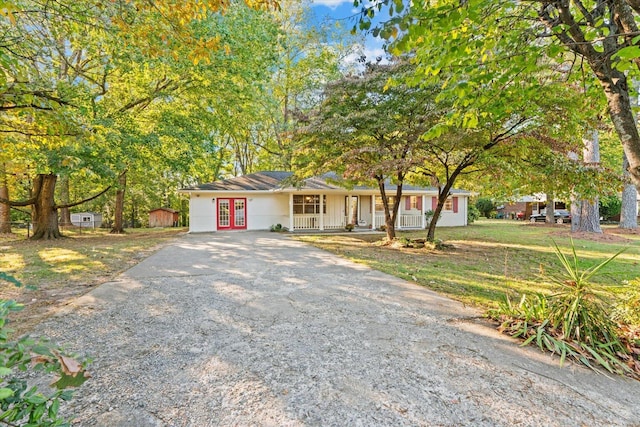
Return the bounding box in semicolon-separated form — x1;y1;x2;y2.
308;0;388;64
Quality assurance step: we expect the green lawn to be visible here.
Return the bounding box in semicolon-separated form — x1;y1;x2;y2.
295;219;640;310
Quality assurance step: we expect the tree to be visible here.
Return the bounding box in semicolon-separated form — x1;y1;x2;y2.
353;0;640;193
620;153;639;228
475;198;496;218
296;60;440;240
0;0;280;238
571;131;603;233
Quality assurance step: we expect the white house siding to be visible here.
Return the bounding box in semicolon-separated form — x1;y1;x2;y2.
246;194;289;230
189;192;290;232
437;196;468;227
325;194;345;228
189;194;217;232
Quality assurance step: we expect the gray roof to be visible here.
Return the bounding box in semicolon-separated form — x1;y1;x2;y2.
182;171;293;191
181;171;469;194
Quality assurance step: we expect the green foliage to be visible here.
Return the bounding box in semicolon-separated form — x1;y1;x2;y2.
612;279;640;327
424;210;440;227
490;239;638;378
600;196;622;221
475;198;496;219
1;274;88;425
467;204;480;224
269;223;288;232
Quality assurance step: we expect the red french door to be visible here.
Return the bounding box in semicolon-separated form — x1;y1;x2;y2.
217;198;246;230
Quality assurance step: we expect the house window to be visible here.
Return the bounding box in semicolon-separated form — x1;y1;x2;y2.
293;195;326;214
82;216;92;222
375;196;396;211
443;197;453;211
410;196;418;210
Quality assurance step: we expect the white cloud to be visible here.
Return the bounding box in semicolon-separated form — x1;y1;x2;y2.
311;0;352;9
339;42;390;73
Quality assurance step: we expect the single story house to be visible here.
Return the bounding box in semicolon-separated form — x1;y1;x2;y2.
149;207;180;227
179;171;470;233
70;212;103;228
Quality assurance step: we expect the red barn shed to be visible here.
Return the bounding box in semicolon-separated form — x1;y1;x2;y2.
149;207;179;227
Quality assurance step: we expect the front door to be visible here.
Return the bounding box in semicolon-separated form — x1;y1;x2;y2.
345;196;358;225
217;198;247;230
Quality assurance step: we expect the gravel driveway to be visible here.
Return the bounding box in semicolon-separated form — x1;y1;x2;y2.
36;232;640;426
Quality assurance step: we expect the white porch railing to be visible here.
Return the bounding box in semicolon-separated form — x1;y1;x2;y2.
400;214;423;228
293;214;346;230
375;213;423;229
294;214;318;230
294;213;421;230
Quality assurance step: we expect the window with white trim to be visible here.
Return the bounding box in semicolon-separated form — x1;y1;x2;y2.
375;196;396;211
410;196;418;210
293;195;326;214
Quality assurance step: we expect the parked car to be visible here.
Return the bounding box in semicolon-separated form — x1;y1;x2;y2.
529;209;571;224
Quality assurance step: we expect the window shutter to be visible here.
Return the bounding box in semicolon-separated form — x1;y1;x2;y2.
453;197;459;213
417;197;422;211
405;197;411;210
432;197;437;210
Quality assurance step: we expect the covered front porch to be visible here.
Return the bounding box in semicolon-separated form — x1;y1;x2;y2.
287;193;426;232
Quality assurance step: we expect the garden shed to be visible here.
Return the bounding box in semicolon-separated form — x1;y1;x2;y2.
70;212;103;228
149;207;180;227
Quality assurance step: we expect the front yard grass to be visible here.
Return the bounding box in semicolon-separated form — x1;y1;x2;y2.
295;219;640;313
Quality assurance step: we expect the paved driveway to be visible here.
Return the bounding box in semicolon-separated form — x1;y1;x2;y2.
39;232;640;426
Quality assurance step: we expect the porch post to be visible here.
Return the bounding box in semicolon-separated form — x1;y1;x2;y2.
319;193;324;231
289;193;294;231
421;195;426;229
371;194;376;229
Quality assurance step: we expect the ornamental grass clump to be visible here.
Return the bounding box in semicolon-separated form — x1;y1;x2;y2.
490;240;639;379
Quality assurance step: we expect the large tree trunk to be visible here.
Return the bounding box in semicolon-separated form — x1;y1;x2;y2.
620;153;638;229
545;193;555;223
588;61;640;190
111;171;126;234
537;5;640;191
58;174;72;227
0;164;11;234
572;131;602;233
378;178;401;240
31;174;63;240
426;194;445;242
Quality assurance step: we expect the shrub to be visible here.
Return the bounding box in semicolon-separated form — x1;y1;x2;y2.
475;198;496;218
467;204;481;224
345;223;355;232
489;240;638;378
599;196;622;221
1;272;89;425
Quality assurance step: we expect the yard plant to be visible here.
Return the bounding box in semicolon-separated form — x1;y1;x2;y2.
491;241;639;378
1;273;88;426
